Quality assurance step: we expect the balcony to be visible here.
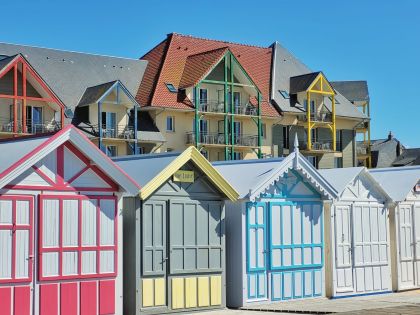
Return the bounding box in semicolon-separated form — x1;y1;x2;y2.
186;132;258;147
299;140;341;152
356;143;370;156
0;118;61;134
89;124;135;140
196;100;257;116
297;112;333;123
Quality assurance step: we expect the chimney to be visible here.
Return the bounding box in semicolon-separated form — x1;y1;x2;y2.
388;131;393;141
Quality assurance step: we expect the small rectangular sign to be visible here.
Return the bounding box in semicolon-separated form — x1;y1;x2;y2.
173;170;194;183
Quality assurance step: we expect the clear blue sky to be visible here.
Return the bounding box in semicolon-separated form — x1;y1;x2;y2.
1;0;419;146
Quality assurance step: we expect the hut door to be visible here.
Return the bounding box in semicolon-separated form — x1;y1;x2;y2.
352;204;389;293
398;204;415;289
141;200;168;309
0;197;33;315
413;204;420;286
246;202;267;299
335;205;354;292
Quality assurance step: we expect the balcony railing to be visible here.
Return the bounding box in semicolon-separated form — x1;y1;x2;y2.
356;143;370;155
0;118;60;134
196;100;258;116
186;132;259;147
299;140;340;152
91;124;135;139
297;112;333;123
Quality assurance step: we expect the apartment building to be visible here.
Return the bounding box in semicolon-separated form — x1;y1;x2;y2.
331;80;371;167
271;42;369;168
138;34;369;167
137;33;280;161
0;43;165;157
0;35;371;167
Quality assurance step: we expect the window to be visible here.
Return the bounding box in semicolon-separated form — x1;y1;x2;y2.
0;196;33;283
303;99;315;112
166;148;174;152
336;130;343;151
101;112;117;138
106;145;117;157
306;156;318;168
39;195;117;281
27;106;44;134
334;157;343;168
165;83;177;93
192;118;208;134
311;128;318;143
279;90;290;99
261;123;267;139
166;116;175;132
233;152;242;160
199;89;208;104
283;126;290;149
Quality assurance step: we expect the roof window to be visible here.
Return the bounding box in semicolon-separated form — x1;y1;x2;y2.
279;90;290;99
165;83;178;93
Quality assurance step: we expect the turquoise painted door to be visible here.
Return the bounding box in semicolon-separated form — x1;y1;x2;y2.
246;202;267;299
269;202;323;300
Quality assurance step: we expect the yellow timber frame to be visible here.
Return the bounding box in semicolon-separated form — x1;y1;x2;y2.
355;100;371;168
305;73;336;152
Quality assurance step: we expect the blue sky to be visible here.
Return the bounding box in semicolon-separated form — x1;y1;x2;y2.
1;0;419;146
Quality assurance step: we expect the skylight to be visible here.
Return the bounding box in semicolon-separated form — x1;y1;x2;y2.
279;90;290;99
166;83;178;93
329;96;340;104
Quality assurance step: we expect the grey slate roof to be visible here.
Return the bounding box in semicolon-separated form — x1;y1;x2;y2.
271;42;367;119
370;166;420;202
0;55;17;73
392;148;420;167
213;158;285;199
112;152;180;187
289;72;321;94
369;137;403;168
0;136;49;176
78;81;117;107
319;167;364;194
331;81;369;102
0;42;148;122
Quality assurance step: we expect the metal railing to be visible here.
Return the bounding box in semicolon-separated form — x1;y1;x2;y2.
91;124;135;139
186;132;259;147
298;140;340;151
297;112;333;123
196;100;258;116
0;118;60;134
356;143;370;155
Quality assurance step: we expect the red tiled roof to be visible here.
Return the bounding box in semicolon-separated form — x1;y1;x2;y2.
179;47;228;89
137;33;279;117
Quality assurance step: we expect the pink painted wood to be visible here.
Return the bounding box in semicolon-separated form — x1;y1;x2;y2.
0;287;12;315
80;282;97;315
60;283;78;315
40;284;58;315
99;280;115;315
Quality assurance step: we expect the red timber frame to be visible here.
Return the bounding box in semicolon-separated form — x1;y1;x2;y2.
38;194;118;281
5;142;119;192
0;195;34;284
0;54;65;134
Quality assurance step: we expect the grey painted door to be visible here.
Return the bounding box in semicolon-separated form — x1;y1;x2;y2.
142;200;168;308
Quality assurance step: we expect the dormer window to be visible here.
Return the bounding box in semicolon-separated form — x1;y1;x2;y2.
165;83;178;93
279;90;290;99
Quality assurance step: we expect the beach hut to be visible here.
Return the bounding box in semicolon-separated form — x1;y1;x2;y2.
0;125;139;315
370;166;420;291
213;143;337;307
319;167;392;298
112;147;238;314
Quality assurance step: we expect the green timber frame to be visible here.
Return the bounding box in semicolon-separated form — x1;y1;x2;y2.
192;51;262;161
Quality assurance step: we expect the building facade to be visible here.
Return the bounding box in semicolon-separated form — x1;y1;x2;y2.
1;35;371;168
